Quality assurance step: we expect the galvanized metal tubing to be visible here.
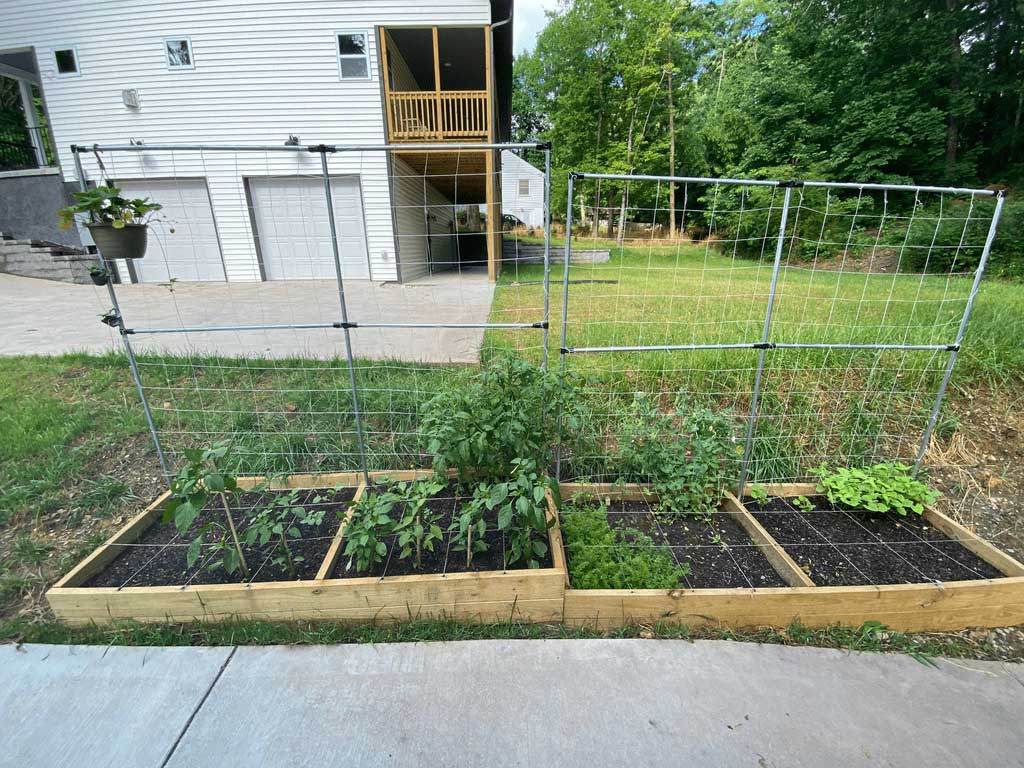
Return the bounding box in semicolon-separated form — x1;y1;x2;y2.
72;149;170;479
558;171;1006;487
70;140;554;484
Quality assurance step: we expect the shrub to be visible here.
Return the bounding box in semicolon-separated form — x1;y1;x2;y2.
812;462;940;516
616;393;739;516
421;354;587;482
561;505;688;589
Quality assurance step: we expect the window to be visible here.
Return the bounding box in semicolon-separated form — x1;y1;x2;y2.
165;38;194;69
337;32;369;79
54;47;79;76
519;179;531;197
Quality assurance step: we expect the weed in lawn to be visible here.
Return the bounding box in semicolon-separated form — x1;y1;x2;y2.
9;535;52;567
70;474;136;524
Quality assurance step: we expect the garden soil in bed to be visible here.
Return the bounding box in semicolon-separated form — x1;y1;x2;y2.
86;487;356;588
606;501;787;589
331;482;554;579
750;496;1004;586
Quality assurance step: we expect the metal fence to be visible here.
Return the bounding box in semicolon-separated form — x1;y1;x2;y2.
555;172;1005;493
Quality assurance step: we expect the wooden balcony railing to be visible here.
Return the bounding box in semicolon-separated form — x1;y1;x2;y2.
388;90;489;142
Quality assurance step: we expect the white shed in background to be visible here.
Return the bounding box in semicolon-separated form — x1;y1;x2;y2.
500;150;545;229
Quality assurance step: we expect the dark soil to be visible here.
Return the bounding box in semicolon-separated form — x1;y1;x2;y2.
606;501;788;589
331;482;554;578
750;496;1004;586
86;487;356;588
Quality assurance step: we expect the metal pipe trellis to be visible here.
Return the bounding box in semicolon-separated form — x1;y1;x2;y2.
557;171;1006;493
70;140;554;486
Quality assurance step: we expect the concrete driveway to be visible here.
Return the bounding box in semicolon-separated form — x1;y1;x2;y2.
0;270;497;363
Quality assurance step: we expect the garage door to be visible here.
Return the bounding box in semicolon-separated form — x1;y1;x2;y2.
115;179;225;283
248;176;370;280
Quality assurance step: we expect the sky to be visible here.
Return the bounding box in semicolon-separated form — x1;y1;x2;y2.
513;0;560;55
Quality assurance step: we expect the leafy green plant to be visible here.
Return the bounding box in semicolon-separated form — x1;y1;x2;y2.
748;483;769;506
616;393;739;516
467;459;553;569
450;497;489;568
58;185;162;229
162;442;250;579
245;489;326;578
561;505;689;589
341;488;398;574
792;495;814;512
812;462;940;517
391;478;445;570
421;354;587;482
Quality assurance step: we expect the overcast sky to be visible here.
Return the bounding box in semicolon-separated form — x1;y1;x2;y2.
514;0;559;54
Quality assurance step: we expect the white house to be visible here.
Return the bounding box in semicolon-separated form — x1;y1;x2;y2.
0;0;516;284
500;149;545;228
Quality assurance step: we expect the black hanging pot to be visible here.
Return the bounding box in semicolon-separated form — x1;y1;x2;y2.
88;267;110;286
87;223;149;260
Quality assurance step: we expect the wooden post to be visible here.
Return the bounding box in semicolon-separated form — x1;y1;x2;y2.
380;28;394;142
484;25;493;142
432;27;443;140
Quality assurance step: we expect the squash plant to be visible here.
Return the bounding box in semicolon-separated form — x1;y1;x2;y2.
812;462;940;517
162;442;250;579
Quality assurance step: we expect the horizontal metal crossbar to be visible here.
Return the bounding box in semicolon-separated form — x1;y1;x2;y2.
72;141;545;154
802;180;997;196
562;342;955;354
571;172;780;188
125;321;547;335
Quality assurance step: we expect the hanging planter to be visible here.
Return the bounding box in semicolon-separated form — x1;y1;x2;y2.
59;183;163;261
86;223;149;260
87;264;112;286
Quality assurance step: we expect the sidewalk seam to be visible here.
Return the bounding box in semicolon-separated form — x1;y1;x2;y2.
158;646;237;768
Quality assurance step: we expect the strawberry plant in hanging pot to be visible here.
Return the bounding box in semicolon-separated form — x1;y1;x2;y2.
58;184;164;260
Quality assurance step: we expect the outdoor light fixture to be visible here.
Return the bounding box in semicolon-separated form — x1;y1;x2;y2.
285;135;300;146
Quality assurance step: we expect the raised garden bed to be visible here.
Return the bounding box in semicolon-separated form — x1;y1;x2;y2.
47;470;566;626
559;483;1024;632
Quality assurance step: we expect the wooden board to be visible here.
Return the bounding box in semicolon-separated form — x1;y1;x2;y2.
720;492;815;588
47;471;569;627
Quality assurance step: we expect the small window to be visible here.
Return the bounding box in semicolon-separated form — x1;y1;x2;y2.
519;179;531;197
165;38;194;69
337;32;369;80
54;47;79;76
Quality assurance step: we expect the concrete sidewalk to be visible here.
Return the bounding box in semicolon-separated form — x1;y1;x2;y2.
0;271;498;362
2;640;1022;768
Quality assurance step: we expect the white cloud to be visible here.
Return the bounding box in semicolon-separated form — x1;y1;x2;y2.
514;0;560;54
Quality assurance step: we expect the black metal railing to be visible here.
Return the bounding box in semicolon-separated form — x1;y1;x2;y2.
0;126;51;171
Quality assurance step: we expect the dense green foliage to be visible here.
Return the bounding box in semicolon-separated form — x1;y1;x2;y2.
616;393;739;515
812;462;942;516
561;505;689;589
515;0;1023;273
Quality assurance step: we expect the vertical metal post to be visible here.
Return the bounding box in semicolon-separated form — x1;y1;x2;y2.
914;192;1006;471
737;184;793;496
73;146;170;480
320;149;371;486
541;146;552;370
554;172;576;481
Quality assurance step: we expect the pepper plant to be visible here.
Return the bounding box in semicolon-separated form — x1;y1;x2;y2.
245;488;326;578
391;478;445;570
467;458;553;569
341;487;398;574
162;441;249;579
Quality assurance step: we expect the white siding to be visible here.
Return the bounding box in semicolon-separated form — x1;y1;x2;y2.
391;156;456;281
500;150;545;229
0;0;493;281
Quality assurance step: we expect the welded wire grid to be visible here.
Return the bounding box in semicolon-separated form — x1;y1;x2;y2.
555;173;1004;489
71;142;551;479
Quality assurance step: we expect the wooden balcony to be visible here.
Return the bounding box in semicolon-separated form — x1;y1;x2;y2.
387;90;490;142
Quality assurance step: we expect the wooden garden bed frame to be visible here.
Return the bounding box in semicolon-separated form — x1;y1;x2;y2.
47;470;567;627
559;483;1024;632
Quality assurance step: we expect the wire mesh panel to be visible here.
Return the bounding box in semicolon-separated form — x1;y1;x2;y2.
70;140;552;479
556;172;1005;489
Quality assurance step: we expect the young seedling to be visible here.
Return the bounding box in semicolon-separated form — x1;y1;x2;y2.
162;441;250;579
391;478;445;570
748;483;770;506
792;495;814;513
245;489;326;578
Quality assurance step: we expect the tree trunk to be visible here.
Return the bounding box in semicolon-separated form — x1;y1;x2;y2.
945;0;961;179
667;67;676;240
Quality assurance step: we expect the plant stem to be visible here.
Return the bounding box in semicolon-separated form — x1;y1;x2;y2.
278;532;296;578
466;523;473;569
220;493;250;579
415;512;421;569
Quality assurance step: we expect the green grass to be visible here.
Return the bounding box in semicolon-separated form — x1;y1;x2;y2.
0;616;1008;662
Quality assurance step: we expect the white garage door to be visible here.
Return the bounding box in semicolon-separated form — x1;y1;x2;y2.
248;176;369;280
115;179;225;283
